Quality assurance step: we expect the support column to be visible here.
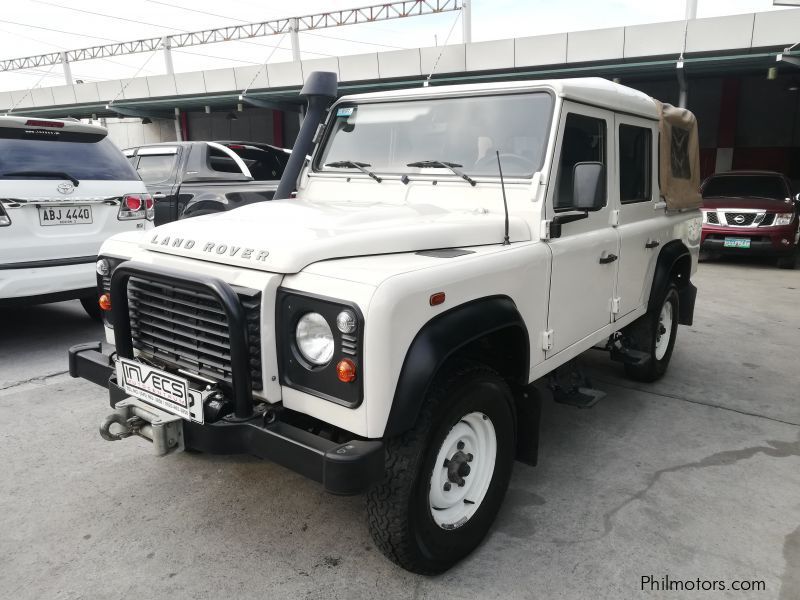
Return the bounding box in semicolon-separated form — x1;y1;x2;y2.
715;77;740;173
173;107;182;142
290;18;301;62
162;36;174;75
60;52;73;86
677;60;688;108
462;0;472;44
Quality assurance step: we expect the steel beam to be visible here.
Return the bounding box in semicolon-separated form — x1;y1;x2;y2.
105;104;175;120
0;0;461;73
239;94;302;113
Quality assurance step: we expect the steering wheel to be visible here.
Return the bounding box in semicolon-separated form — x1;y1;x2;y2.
474;152;533;173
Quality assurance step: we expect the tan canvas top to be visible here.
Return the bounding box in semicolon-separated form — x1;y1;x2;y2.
656;101;702;210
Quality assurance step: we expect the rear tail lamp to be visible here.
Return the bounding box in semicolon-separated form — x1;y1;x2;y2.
0;203;10;227
118;193;154;221
25;119;64;128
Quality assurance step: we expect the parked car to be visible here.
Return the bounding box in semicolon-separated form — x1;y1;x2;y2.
69;74;701;574
700;170;800;269
124;141;289;225
0;116;152;318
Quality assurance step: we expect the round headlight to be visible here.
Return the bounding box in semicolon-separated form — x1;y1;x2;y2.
336;310;357;334
295;312;334;366
96;258;110;276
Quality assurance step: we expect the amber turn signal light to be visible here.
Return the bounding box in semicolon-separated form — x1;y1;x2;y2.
99;294;112;311
336;358;357;383
430;292;446;306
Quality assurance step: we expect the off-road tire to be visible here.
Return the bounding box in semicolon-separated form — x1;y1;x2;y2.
365;362;516;574
80;296;102;321
623;284;680;383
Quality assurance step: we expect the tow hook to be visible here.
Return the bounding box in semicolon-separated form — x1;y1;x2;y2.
99;398;184;456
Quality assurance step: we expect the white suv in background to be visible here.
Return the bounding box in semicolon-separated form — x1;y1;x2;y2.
0;117;152;318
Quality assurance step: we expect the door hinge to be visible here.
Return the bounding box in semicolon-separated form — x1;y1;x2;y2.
611;297;621;315
610;209;620;226
542;329;554;351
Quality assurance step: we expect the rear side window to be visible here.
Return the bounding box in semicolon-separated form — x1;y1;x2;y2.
619;124;652;204
136;154;177;184
225;145;288;181
0;135;137;181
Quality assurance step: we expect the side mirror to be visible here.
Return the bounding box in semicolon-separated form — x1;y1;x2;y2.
572;162;605;211
794;192;800;203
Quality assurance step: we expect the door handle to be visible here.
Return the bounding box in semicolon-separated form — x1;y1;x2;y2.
599;253;618;264
152;193;166;199
645;240;660;249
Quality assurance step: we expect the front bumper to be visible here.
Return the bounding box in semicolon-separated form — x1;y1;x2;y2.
701;226;797;256
68;342;384;496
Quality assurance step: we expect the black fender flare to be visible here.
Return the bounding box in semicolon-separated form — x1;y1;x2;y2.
382;295;529;438
648;240;696;326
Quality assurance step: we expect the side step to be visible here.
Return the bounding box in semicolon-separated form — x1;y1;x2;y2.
548;359;606;409
608;335;650;366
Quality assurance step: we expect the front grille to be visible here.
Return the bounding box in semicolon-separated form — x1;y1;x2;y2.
724;212;757;226
760;213;775;226
127;277;262;391
707;212;719;224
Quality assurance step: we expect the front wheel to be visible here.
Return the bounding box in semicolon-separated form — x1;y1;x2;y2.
366;363;516;574
777;249;797;270
623;285;680;382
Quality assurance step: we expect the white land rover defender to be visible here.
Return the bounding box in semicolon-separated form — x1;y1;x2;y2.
0;117;152;317
69;73;701;573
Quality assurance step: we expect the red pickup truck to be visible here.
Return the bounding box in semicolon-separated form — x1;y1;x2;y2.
700;171;800;269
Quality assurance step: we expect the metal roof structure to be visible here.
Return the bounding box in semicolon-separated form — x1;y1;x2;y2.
3;8;800;120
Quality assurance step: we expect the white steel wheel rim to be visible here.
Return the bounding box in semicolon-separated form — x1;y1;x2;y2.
428;411;497;530
655;300;674;360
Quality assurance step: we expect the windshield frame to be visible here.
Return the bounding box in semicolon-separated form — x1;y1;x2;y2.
311;89;556;181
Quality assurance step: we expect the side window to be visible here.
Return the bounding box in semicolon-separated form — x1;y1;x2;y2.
136;154;176;184
208;146;243;174
555;113;606;210
619;124;652;204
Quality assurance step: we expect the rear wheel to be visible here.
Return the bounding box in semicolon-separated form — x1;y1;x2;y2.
623;284;679;382
366;363;516;574
79;296;101;321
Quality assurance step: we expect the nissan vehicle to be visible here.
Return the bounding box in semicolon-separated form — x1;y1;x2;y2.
700;170;799;269
124;141;289;225
0;117;152;318
69;74;701;573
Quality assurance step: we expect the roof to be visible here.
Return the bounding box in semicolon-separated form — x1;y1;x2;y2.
337;77;659;119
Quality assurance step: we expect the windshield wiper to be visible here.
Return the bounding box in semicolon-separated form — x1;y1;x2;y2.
3;170;80;186
324;160;382;183
406;160;476;187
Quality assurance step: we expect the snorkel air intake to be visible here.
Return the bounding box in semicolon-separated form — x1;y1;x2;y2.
273;71;338;200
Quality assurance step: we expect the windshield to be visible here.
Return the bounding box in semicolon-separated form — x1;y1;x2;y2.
0;135;137;181
317;92;553;178
702;175;788;201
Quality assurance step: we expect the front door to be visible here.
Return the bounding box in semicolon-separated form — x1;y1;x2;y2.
545;104;619;356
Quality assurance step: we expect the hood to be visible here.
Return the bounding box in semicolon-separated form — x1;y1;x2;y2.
702;197;795;212
141;199;531;273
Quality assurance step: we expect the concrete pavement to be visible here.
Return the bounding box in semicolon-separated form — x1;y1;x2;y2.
0;261;798;599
